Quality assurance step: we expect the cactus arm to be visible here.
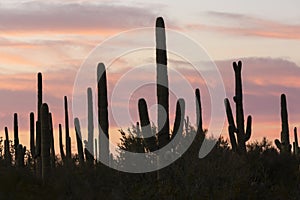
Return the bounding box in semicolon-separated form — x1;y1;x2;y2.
244;115;252;142
138;98;157;152
228;125;237;152
195;89;203;134
30;112;35;158
171;98;185;140
41;103;50;182
64;96;72;159
224;98;236;131
74;118;84;165
275;139;281;150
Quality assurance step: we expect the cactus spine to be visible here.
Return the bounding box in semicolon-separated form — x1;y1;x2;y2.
64;96;71;159
74;118;84;165
97;63;109;163
224;61;252;153
87;87;94;155
156;17;170;149
41;103;51;181
275;94;291;153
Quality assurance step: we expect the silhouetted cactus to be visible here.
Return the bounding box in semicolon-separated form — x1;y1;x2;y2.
87;87;94;156
36;72;42;178
171;99;185;140
97;63;109;163
30;112;35;158
41;103;51;182
195;89;203;135
138;98;157;152
95;138;98;162
13;113;19;159
58;124;66;161
293;127;299;156
49;113;55;168
64;96;72;159
275;94;291;153
4;127;11;165
156;17;170;149
224;61;252;153
74;118;84;165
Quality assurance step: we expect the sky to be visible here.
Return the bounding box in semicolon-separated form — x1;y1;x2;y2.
0;0;300;154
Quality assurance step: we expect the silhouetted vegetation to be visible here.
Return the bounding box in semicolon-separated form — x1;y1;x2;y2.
0;16;299;199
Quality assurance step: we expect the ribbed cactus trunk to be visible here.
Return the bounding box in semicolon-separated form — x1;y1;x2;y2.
74;118;84;166
97;63;109;164
36;72;42;178
87;87;94;155
13;113;19;161
58;124;66;161
41;103;51;182
16;144;26;168
156;17;170;149
4;127;11;166
64;96;72;160
275;94;291;153
49;113;55;168
138;98;157;152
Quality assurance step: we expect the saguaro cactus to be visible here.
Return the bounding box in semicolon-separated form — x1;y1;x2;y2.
58;124;66;161
30;112;35;158
4;127;11;165
36;72;42;177
224;61;252;153
64;96;72;159
14;113;19;158
74;118;84;165
41;103;51;181
293;127;299;155
97;63;109;163
156;17;170;149
87;87;94;155
275;94;291;153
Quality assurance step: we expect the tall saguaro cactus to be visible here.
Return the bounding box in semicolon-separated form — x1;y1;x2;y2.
36;72;42;177
224;61;252;153
275;94;291;153
156;17;170;149
97;63;109;163
13;113;19;158
41;103;51;182
87;87;94;155
64;96;72;159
